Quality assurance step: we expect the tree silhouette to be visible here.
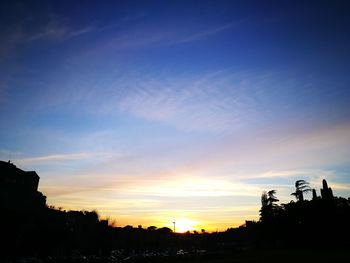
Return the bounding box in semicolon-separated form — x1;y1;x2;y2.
320;179;334;201
261;191;268;206
267;190;279;204
291;180;311;202
260;190;280;222
312;189;318;200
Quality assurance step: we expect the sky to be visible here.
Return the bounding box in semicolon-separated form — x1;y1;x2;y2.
1;0;350;232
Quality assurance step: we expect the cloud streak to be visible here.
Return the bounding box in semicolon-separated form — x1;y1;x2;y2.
15;152;113;165
113;69;328;133
175;23;235;44
116;70;272;132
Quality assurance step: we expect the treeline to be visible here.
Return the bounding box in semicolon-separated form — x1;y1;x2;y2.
1;179;350;260
0;205;211;259
257;179;350;248
1;207;110;257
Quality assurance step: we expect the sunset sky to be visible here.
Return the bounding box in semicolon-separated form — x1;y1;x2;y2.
1;0;350;232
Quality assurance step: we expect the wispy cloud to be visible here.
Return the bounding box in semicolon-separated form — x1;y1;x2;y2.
30;70;261;133
0;14;94;52
249;169;337;180
103;21;239;50
120;177;263;198
59;20;241;57
31;65;347;136
116;70;301;132
26;16;94;42
175;23;234;44
15;152;112;165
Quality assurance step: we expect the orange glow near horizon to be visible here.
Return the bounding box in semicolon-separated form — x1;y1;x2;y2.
95;213;251;233
171;218;199;233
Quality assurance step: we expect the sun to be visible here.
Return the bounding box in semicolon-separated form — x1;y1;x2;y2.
174;218;198;233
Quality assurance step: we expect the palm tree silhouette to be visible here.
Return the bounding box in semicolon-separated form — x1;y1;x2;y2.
291;180;311;202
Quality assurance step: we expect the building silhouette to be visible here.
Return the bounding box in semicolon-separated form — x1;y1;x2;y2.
0;160;46;211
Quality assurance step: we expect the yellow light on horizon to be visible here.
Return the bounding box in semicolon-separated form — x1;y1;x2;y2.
173;218;199;233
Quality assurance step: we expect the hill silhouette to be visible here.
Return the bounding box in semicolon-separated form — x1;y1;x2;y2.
1;160;350;262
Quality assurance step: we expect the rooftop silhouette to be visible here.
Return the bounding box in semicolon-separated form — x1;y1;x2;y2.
0;160;46;211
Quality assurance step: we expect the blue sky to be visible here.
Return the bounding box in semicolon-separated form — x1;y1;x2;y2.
1;0;350;231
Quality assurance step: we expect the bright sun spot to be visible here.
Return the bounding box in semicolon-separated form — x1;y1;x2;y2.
174;218;198;233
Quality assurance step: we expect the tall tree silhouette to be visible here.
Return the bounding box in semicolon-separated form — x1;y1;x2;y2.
291;180;311;202
320;179;334;201
260;190;279;222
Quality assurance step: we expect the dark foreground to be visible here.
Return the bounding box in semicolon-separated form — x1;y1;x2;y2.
2;163;350;263
3;249;350;263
